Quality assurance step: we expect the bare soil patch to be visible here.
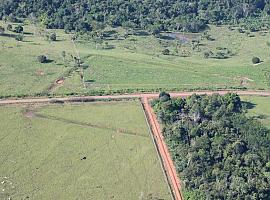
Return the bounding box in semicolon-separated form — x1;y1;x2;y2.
56;79;64;85
23;110;35;118
36;69;45;76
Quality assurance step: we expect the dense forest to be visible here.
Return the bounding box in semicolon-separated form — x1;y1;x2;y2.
1;0;270;33
152;93;270;199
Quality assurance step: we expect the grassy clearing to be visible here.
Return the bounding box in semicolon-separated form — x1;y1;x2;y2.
0;21;76;97
56;25;270;95
1;21;270;97
242;96;270;128
0;101;172;199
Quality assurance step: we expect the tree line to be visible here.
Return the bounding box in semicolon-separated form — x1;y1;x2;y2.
152;92;270;200
1;0;270;33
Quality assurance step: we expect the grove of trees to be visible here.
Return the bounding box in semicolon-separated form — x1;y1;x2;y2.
1;0;270;33
152;93;270;200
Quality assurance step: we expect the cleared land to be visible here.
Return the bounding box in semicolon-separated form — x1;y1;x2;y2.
1;21;270;97
242;96;270;128
0;101;172;199
0;21;76;97
58;25;270;94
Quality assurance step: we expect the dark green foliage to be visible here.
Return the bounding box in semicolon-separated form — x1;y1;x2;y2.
37;55;47;63
15;34;23;41
152;94;270;200
7;24;12;31
49;32;56;41
252;56;261;64
203;52;210;59
204;48;233;59
159;92;171;102
14;25;23;33
0;26;4;35
1;1;270;33
265;3;270;14
162;49;170;55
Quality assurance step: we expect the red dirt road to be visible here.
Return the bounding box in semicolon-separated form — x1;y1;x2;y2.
1;90;270;200
142;97;183;200
1;90;270;105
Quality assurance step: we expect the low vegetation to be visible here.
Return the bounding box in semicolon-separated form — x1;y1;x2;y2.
152;93;270;200
0;101;172;199
242;96;270;128
0;19;270;97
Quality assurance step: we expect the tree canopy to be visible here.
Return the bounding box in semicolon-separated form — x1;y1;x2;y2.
1;0;270;33
152;93;270;200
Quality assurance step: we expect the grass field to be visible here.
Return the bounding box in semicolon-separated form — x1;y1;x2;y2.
58;25;270;95
0;21;76;97
242;96;270;128
1;21;270;97
0;101;172;199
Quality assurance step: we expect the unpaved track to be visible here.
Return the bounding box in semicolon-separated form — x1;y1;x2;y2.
142;97;183;200
1;90;270;105
1;90;270;200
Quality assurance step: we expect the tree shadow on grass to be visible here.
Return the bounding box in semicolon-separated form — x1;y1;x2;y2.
0;33;17;38
158;35;175;40
242;101;257;109
23;32;34;35
44;59;54;64
134;31;149;36
85;80;95;83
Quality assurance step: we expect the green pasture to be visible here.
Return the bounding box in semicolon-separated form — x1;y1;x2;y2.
1;21;270;97
0;21;75;97
242;96;270;128
0;101;172;199
58;25;270;95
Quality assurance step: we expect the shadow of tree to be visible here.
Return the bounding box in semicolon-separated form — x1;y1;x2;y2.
242;101;257;109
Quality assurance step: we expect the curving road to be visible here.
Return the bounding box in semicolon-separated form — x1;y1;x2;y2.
1;90;270;200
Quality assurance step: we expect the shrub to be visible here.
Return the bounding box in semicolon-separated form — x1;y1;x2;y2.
14;25;23;33
204;52;210;58
252;57;260;64
162;49;170;55
37;55;47;63
238;28;245;33
0;26;5;35
159;91;171;102
15;34;23;41
49;32;57;41
7;24;12;31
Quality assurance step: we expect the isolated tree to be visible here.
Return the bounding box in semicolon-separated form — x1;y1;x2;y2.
204;52;210;58
15;34;23;41
7;24;12;31
49;32;57;41
0;26;5;35
162;49;170;55
14;25;23;33
37;55;47;63
252;57;261;64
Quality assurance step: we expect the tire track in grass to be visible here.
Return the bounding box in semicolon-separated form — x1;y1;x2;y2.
33;112;148;139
